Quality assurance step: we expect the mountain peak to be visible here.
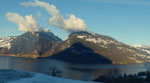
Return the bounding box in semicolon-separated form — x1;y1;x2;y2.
21;31;62;42
43;31;150;64
70;31;91;35
69;31;120;45
7;31;62;57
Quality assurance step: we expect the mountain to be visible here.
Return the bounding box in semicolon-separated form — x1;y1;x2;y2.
43;31;150;64
1;31;149;64
0;37;16;49
132;45;150;56
133;45;150;48
5;31;62;58
0;37;16;54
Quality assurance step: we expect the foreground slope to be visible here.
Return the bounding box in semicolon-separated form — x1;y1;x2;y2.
43;31;150;64
0;69;98;83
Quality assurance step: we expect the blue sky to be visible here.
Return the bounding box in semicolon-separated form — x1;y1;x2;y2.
0;0;150;46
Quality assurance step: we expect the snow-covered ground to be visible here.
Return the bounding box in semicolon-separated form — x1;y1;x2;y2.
0;69;99;83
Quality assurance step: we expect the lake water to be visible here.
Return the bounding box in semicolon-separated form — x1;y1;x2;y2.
0;56;150;81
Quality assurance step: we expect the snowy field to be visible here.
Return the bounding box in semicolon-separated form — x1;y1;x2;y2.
0;69;100;83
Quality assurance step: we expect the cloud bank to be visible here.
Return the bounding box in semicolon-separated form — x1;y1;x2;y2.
21;0;87;33
6;12;44;32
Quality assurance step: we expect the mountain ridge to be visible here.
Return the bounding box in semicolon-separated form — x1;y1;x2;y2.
43;31;150;64
0;31;150;64
0;31;62;58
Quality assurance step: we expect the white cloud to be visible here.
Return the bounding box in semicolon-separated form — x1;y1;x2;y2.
6;12;44;32
21;0;87;33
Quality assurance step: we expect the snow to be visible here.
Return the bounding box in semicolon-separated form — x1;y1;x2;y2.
116;47;122;50
84;37;111;48
133;45;144;48
77;35;121;48
44;28;50;32
0;37;16;49
9;73;99;83
0;69;99;83
76;32;124;49
132;45;150;55
138;76;147;79
142;49;150;54
136;53;146;58
77;36;86;39
0;69;33;83
133;44;150;48
147;56;150;58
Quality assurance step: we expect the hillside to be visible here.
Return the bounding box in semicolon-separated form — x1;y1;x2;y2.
43;31;150;64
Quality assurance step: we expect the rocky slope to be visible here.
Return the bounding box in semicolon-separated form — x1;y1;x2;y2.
132;45;150;55
0;37;16;49
43;31;150;64
0;37;16;54
0;31;62;58
1;31;149;64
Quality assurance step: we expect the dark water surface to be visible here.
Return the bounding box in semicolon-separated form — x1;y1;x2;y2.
0;56;150;81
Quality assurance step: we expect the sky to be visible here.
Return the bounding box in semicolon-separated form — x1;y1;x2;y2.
0;0;150;46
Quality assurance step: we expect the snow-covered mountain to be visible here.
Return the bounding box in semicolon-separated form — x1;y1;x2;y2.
7;31;62;58
1;31;149;64
43;31;150;64
133;45;150;48
0;37;16;49
0;31;62;58
132;45;150;56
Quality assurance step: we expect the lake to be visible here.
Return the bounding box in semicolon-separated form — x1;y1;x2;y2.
0;56;150;81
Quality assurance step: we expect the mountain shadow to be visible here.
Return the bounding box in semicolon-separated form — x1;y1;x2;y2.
50;42;112;64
